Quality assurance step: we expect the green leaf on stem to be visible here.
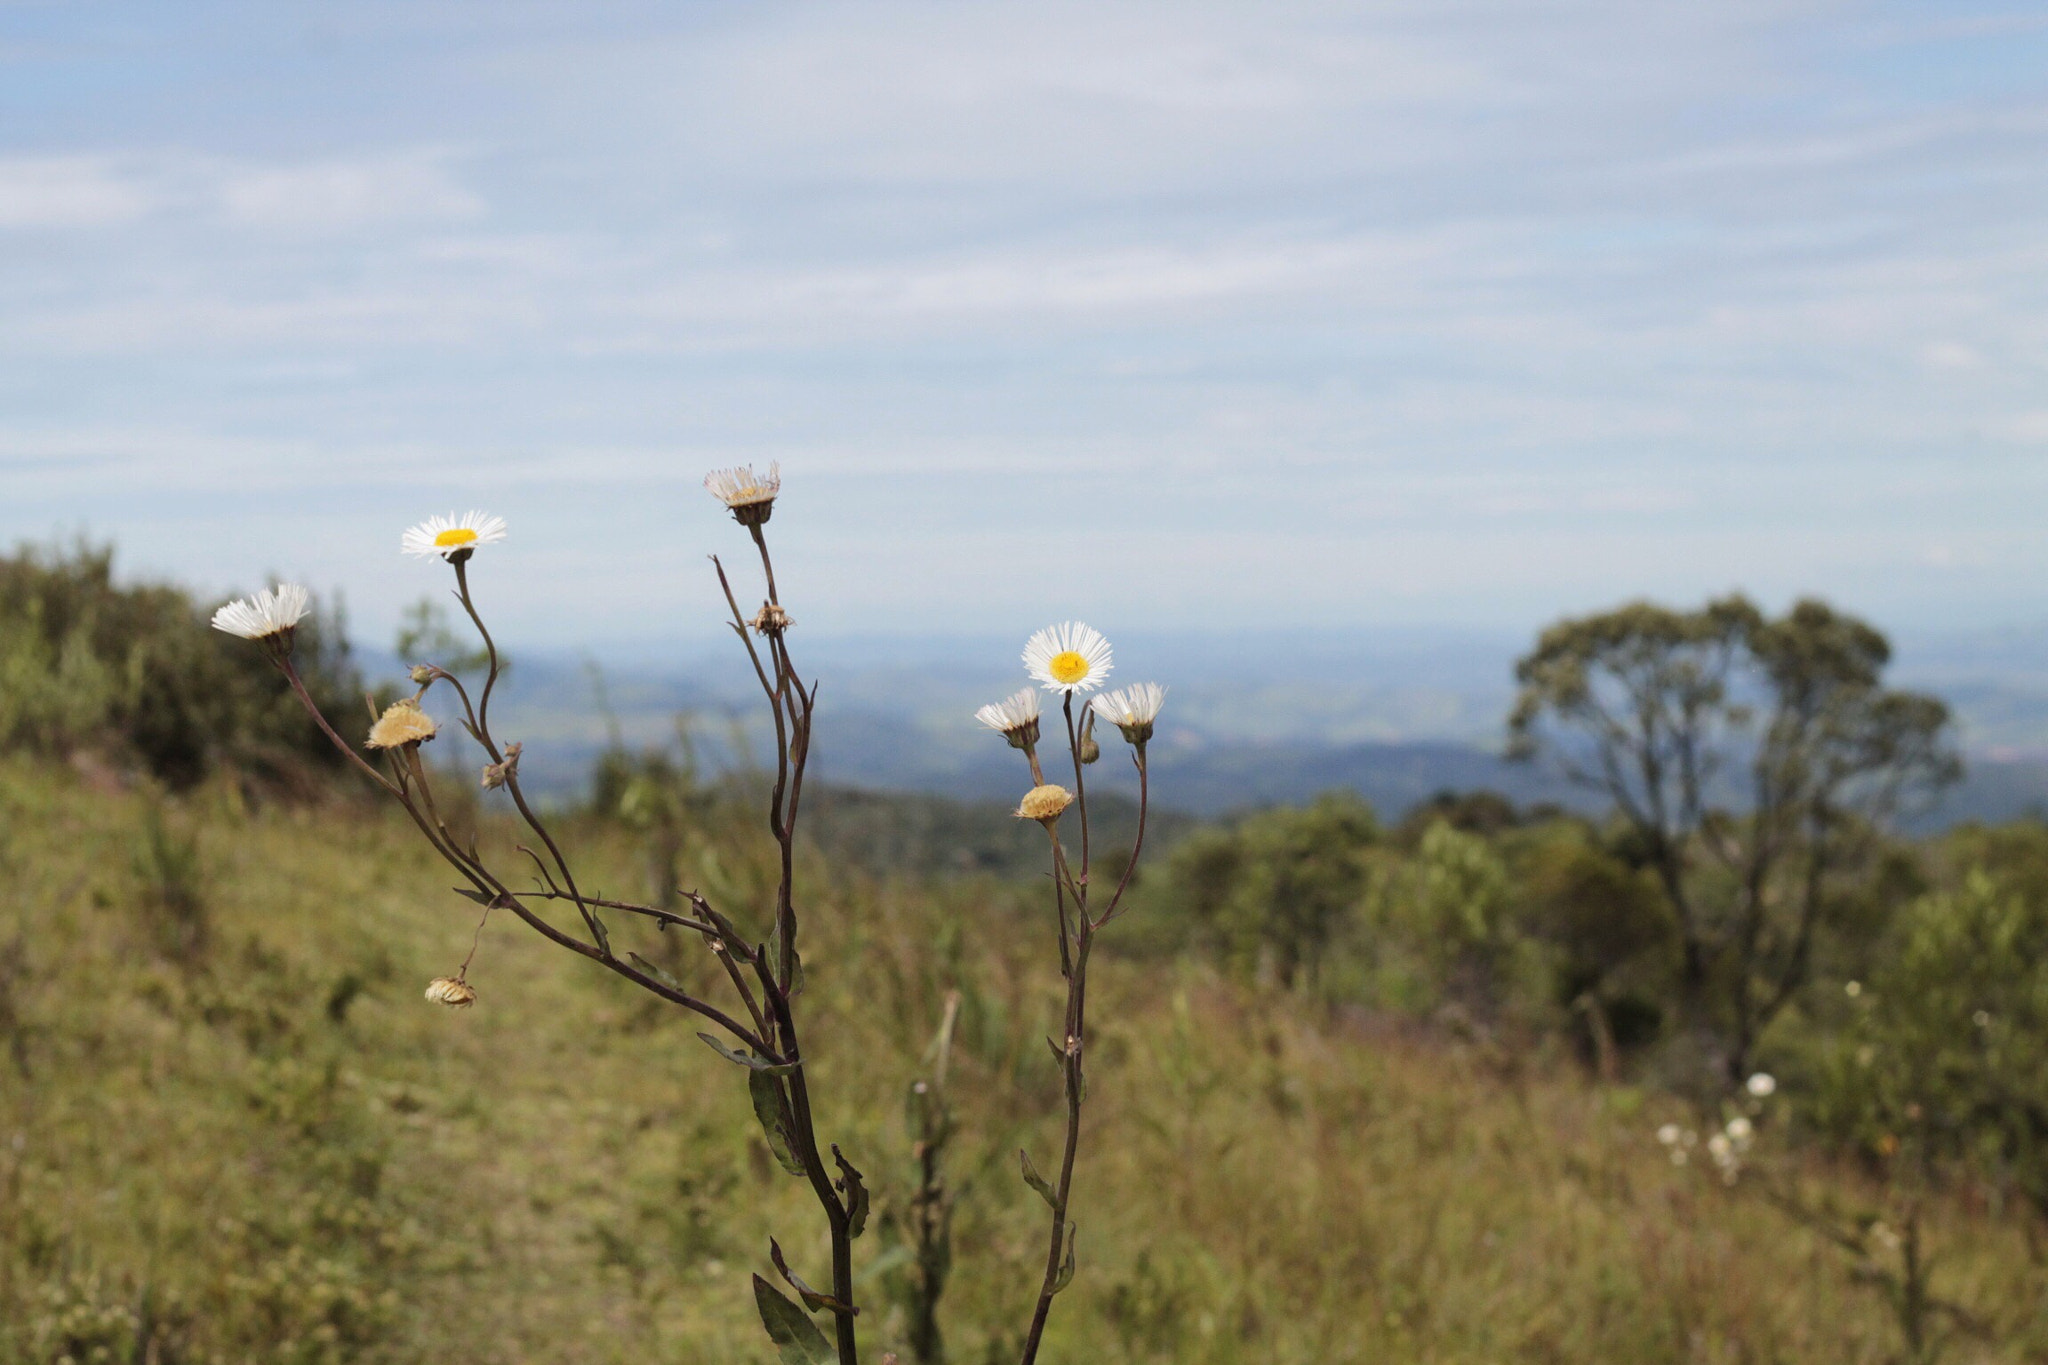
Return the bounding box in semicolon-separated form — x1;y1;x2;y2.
588;911;611;957
832;1144;869;1238
628;951;684;993
753;1274;834;1364
771;1237;854;1315
451;888;493;905
749;1070;807;1177
696;1032;795;1075
1051;1223;1077;1295
1018;1148;1057;1209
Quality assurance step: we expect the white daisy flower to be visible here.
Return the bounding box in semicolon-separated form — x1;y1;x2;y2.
402;510;508;561
1090;682;1165;745
211;583;312;642
1023;621;1112;695
974;688;1041;737
704;462;781;525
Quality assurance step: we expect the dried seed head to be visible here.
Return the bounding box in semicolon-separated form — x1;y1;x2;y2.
425;976;476;1008
1015;783;1074;826
367;698;438;749
749;603;794;635
409;664;436;685
481;741;523;790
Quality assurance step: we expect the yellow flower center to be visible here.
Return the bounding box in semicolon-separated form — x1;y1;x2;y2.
434;527;479;548
1049;650;1090;685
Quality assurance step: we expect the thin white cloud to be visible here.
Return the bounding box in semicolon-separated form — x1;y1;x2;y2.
0;156;151;228
216;150;486;230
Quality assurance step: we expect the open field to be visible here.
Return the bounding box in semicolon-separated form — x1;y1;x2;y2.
3;759;2045;1363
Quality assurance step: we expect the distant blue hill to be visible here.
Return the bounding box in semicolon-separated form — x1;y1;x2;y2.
364;632;2048;831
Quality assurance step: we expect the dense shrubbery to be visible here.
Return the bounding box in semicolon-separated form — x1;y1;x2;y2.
0;542;363;792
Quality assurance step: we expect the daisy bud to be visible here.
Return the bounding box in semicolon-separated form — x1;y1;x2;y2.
1077;711;1100;765
481;742;522;790
1015;784;1074;827
975;688;1042;752
409;664;436;685
367;698;438;750
1090;682;1166;749
425;976;476;1008
704;462;780;527
210;583;312;657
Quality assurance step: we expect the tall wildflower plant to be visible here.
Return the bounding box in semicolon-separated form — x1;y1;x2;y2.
213;472;1162;1364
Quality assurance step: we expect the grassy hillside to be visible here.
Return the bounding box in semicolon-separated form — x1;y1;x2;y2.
2;759;2043;1363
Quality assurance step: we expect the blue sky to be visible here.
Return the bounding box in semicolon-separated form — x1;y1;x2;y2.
4;1;2047;654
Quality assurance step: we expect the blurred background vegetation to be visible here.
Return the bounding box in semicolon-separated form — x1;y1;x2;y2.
5;541;2048;1362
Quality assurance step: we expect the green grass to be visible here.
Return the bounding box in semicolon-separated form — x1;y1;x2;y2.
1;758;2043;1363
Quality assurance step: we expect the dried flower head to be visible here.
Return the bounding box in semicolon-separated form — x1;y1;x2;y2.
1015;783;1074;826
705;462;781;526
402;510;508;561
481;741;522;790
425;976;476;1008
210;583;312;646
749;603;794;635
1023;621;1113;695
975;688;1042;751
367;698;438;749
1091;682;1165;747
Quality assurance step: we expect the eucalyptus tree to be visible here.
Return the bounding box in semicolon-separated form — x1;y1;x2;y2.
1509;595;1959;1086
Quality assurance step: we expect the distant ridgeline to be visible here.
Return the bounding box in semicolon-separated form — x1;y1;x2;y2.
0;542;363;792
11;541;2048;834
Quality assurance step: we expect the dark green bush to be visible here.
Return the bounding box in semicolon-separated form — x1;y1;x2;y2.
0;541;363;792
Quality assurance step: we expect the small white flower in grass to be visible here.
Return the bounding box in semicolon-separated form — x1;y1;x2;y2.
1745;1072;1777;1098
402;510;507;561
704;462;780;526
1023;621;1112;695
1656;1123;1681;1146
211;583;311;643
1725;1116;1753;1144
1091;682;1165;746
975;688;1042;750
